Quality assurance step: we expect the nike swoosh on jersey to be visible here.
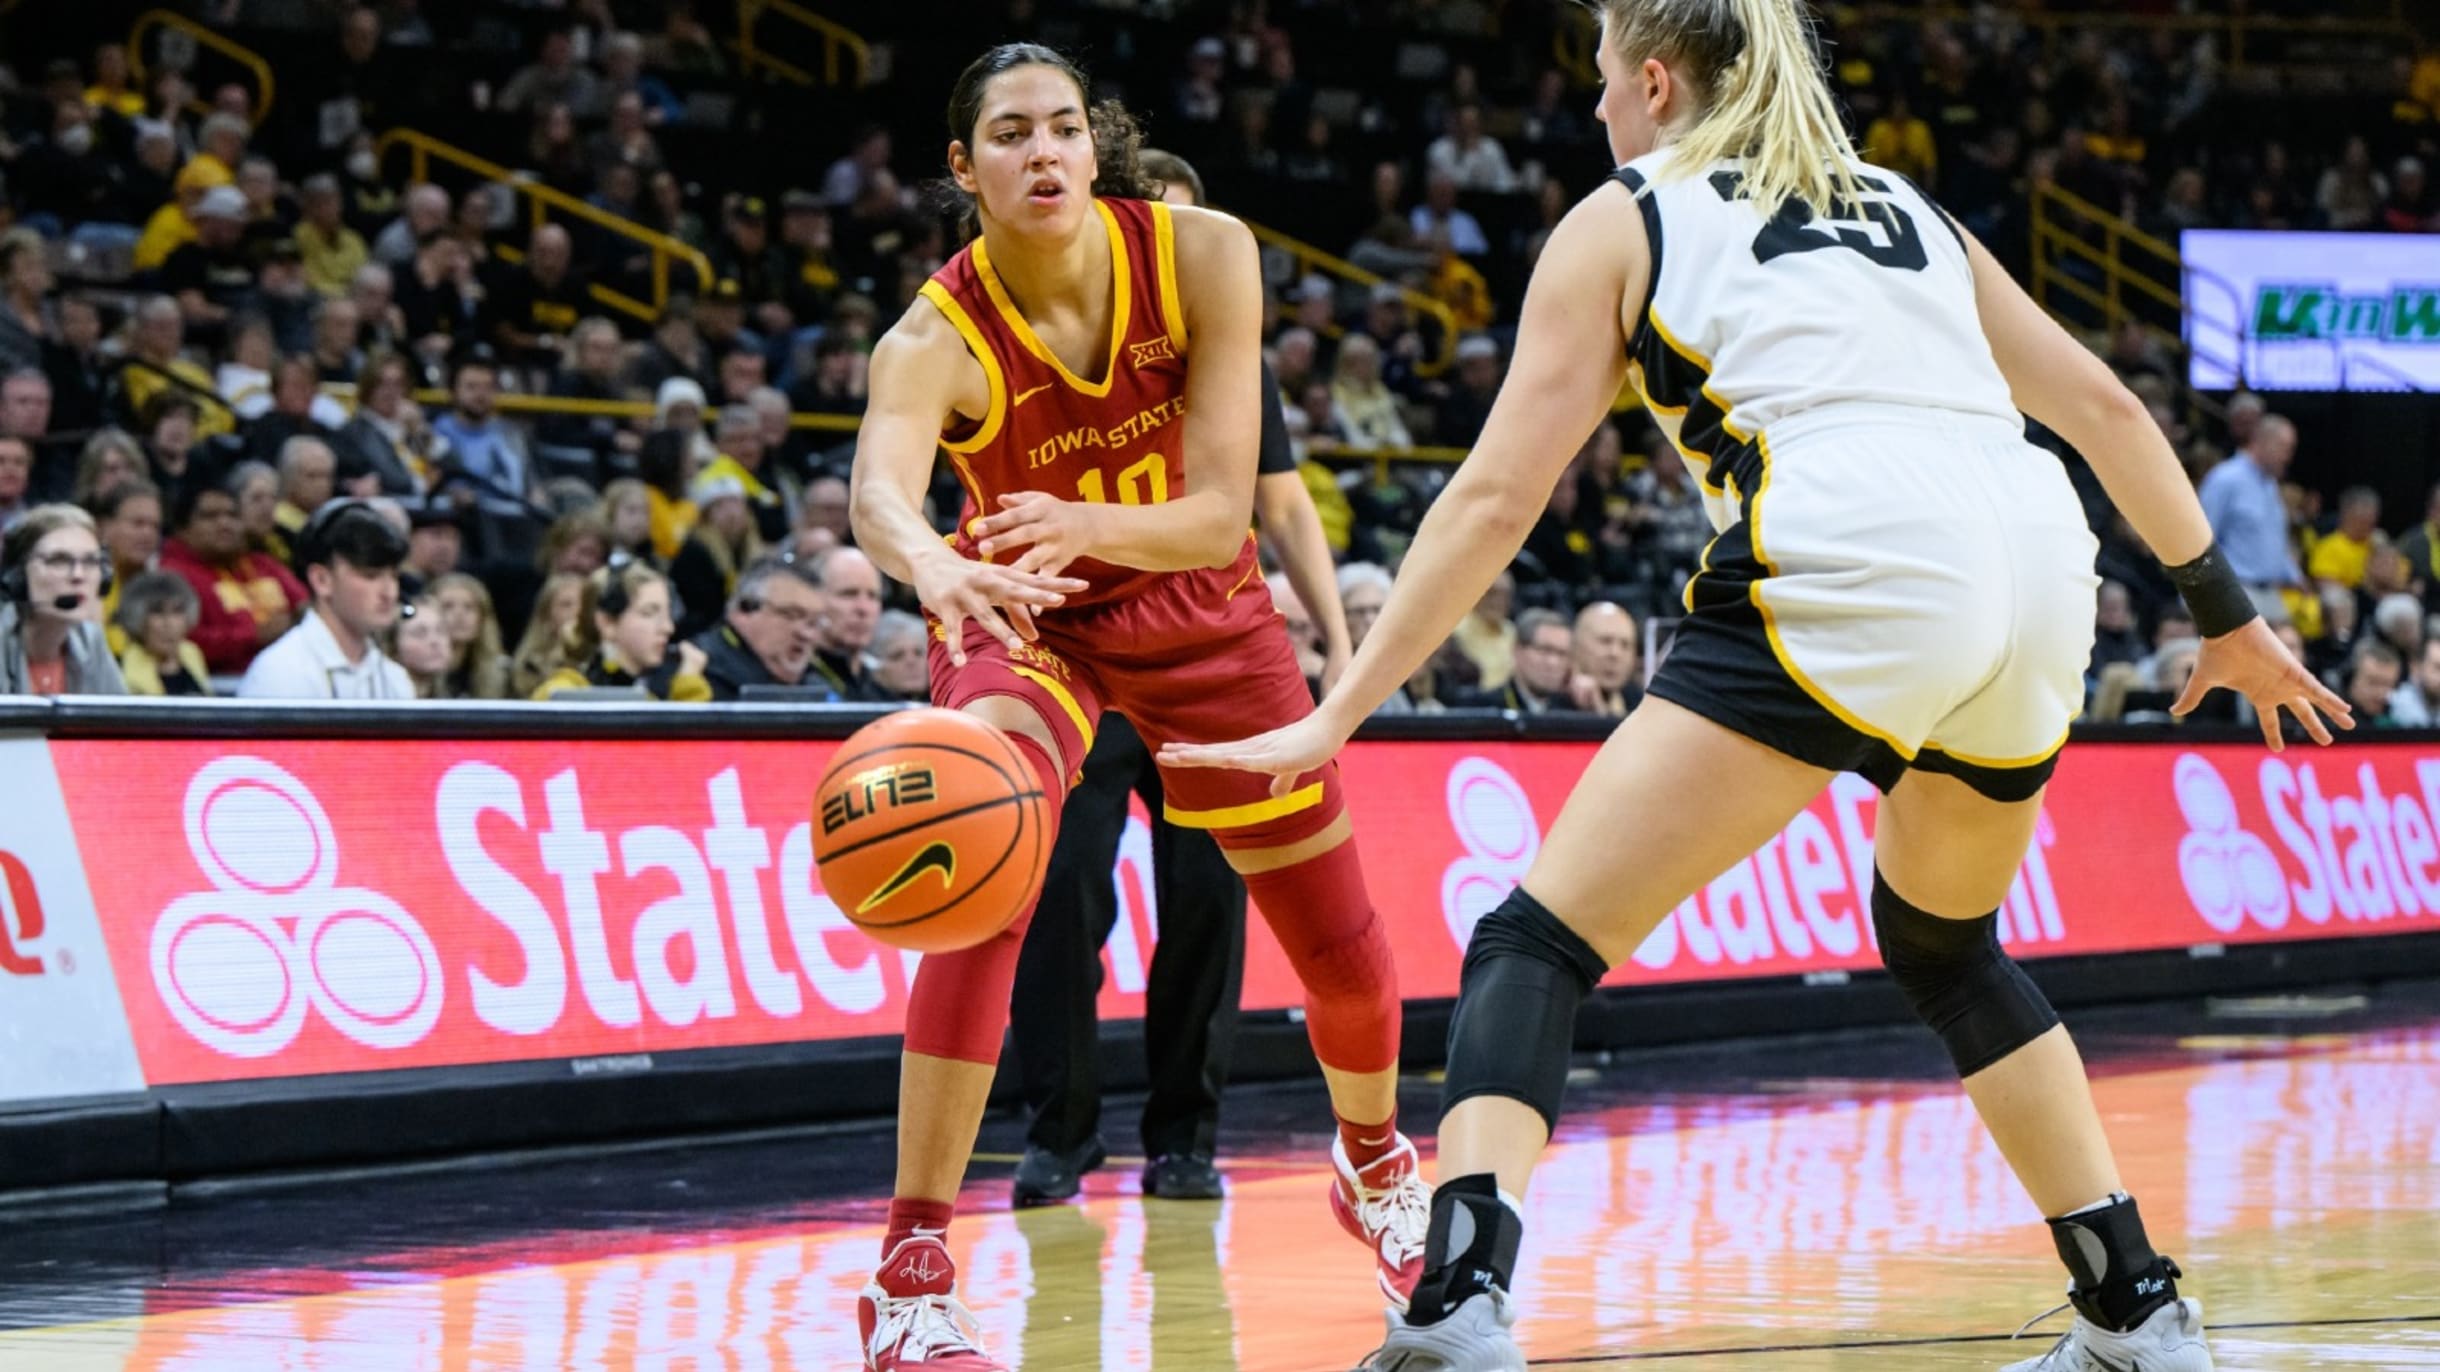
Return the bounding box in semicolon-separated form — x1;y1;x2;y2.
856;841;958;914
1013;382;1055;406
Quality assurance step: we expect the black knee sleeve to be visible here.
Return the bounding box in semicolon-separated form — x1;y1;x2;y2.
1443;888;1609;1131
1872;871;2060;1077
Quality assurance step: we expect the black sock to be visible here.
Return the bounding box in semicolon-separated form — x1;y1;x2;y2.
1407;1173;1522;1325
2047;1193;2181;1332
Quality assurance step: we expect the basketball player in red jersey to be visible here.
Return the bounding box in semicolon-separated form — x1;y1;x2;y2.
847;44;1426;1369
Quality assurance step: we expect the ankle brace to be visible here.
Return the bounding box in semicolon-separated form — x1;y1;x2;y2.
1407;1173;1523;1325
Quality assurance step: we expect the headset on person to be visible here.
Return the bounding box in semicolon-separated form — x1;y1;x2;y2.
1;513;114;615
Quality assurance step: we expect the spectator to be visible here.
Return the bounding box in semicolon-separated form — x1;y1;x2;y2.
400;505;461;593
2090;580;2147;678
246;361;348;466
594;31;682;126
2196;415;2303;610
805;545;884;700
268;437;338;555
1570;601;1642;717
2346;639;2405;727
632;304;709;395
1434;335;1503;446
488;224;590;367
430;355;537;520
2381;158;2439;234
536;318;638;476
1449;568;1517;689
538;510;612;578
637;427;699;562
349;263;406;356
239;501;412;699
112;570;210;696
689;554;825;700
429;571;510;698
2308;486;2384;591
500;29;601;116
0;504;124;695
593;477;657;568
309;298;365;391
2393;481;2440;615
159;187;254;337
394;592;457;697
0;435;32;534
373;184;450;269
1863;90;1938;188
2317;137;2388;231
1425;104;1516;193
0;369;46;454
138;393;206;513
85;42;143;118
868;607;929;702
702;404;787;543
158;479;305;675
587;92;665;185
669;470;765;641
788;334;868;422
43;297;111;437
533;562;709;700
0;233;53;376
507;570;586;697
710;197;788;312
525;104;591;197
90;479;162;640
1456;608;1574;714
1329;335;1412;450
227;461;284;562
114;298;235;441
1409;170;1489;258
796;472;851;548
2386;636;2440;727
339;351;432;498
1265;570;1326;687
393;231;484;360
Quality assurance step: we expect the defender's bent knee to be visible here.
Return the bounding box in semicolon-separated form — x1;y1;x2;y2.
1444;888;1609;1130
1871;871;2059;1077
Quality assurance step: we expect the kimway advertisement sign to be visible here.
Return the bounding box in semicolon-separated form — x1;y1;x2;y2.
2183;229;2440;392
45;738;2440;1087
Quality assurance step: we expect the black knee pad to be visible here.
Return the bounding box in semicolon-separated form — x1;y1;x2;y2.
1444;888;1609;1131
1872;871;2060;1077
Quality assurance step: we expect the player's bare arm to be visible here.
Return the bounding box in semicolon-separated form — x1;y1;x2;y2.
851;296;1087;665
1962;227;2349;748
974;206;1263;576
1162;186;1641;783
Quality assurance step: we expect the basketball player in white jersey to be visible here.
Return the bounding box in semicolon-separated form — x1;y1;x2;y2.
1163;1;2351;1368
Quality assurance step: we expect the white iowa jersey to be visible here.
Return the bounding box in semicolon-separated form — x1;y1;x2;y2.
1615;150;2021;508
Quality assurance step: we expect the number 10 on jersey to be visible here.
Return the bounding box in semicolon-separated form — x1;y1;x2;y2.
1075;453;1169;505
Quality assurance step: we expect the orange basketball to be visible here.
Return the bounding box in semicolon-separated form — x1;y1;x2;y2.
812;708;1051;953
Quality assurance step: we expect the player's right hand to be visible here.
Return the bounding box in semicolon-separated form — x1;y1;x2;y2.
913;553;1089;667
2176;616;2353;751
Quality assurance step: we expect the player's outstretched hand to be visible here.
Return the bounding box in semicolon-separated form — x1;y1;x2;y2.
975;491;1098;578
1158;712;1352;799
2175;616;2353;751
913;553;1089;667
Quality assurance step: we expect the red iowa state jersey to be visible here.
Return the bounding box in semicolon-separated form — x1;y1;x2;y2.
920;196;1257;608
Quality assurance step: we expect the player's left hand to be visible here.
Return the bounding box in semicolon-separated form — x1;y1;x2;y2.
1158;712;1350;799
974;492;1099;577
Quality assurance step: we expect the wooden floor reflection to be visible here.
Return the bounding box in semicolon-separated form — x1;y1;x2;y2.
3;1018;2437;1368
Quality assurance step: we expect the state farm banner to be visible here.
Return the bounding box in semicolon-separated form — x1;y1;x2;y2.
0;736;147;1105
48;738;2440;1087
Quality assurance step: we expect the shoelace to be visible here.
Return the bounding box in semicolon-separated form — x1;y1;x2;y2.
1359;1168;1433;1261
870;1290;987;1361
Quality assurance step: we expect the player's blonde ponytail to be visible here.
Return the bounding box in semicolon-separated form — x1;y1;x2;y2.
1598;0;1862;220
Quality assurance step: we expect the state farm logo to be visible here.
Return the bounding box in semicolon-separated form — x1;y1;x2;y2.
152;758;443;1058
2176;751;2440;930
1440;758;1538;948
2173;753;2289;933
0;850;62;977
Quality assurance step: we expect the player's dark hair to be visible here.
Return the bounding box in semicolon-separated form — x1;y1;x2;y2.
934;43;1157;238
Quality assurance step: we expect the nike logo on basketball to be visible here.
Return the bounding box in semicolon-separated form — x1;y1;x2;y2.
1014;382;1054;406
857;842;957;913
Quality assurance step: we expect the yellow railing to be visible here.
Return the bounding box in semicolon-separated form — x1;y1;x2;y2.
1247;222;1461;381
376;129;714;325
734;0;872;87
128;9;276;127
2030;182;2240;418
1838;3;2417;72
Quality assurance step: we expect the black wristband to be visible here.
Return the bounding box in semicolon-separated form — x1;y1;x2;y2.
2164;542;2261;638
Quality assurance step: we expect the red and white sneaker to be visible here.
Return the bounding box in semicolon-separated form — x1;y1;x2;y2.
858;1234;1004;1371
1329;1133;1431;1310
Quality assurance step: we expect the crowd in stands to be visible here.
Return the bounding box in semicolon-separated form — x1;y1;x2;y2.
0;0;2434;724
